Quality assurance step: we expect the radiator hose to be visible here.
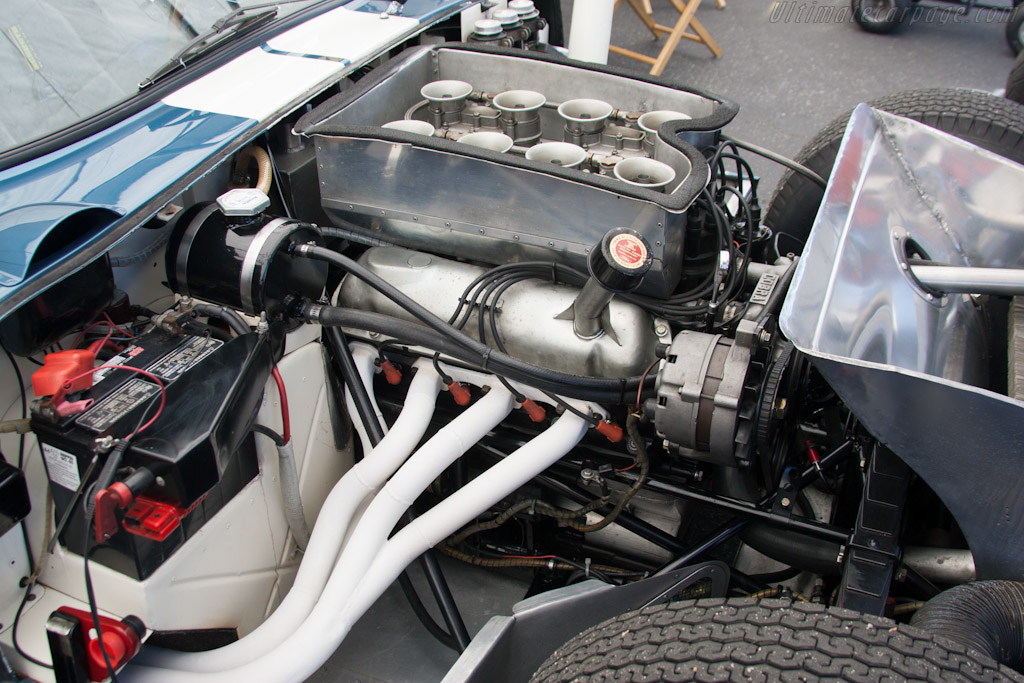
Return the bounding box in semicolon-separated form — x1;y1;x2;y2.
717;467;842;576
910;580;1024;674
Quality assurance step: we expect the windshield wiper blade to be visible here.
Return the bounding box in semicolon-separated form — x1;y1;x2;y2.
139;4;281;89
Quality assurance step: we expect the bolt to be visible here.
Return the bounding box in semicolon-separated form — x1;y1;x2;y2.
93;435;115;453
780;497;791;508
759;329;772;345
513;235;520;241
155;476;166;487
655;324;668;336
548;241;554;247
580;468;598;482
445;222;451;227
368;331;380;339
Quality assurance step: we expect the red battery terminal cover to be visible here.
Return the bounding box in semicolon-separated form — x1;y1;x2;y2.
54;606;143;682
122;497;184;542
32;350;95;398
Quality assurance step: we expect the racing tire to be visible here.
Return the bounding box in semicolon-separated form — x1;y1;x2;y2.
765;88;1024;253
530;598;1024;682
1009;51;1024;105
1008;3;1024;56
851;0;910;34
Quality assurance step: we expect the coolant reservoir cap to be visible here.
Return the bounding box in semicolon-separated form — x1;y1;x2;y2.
589;228;653;293
216;188;270;217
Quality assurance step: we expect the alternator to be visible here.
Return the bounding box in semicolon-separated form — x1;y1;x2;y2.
646;319;760;467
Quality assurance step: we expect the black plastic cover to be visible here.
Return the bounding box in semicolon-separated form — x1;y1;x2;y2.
33;326;272;579
0;458;30;538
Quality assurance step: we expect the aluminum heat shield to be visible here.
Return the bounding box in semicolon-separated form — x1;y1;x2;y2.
780;104;1024;580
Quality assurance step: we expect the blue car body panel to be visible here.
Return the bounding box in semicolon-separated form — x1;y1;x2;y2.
0;0;470;319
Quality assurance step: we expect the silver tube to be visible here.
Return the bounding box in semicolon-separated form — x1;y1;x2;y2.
572;278;613;339
903;547;976;585
910;264;1024;296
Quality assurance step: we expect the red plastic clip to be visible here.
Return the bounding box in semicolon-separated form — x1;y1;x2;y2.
380;359;403;385
594;420;624;443
32;350;95;398
521;398;546;423
448;381;471;406
94;482;135;543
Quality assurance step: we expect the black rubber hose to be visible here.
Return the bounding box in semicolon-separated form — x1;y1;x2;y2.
910;580;1024;674
305;305;650;404
325;327;385;444
717;468;843;576
193;303;250;337
417;554;472;651
397;573;458;652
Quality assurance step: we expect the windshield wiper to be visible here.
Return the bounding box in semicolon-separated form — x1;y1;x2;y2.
139;2;300;89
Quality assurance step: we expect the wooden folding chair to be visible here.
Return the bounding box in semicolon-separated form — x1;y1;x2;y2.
609;0;724;76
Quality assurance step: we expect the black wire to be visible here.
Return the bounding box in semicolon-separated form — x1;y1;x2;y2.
12;580;53;669
253;423;286;447
721;135;828;190
83;524;120;683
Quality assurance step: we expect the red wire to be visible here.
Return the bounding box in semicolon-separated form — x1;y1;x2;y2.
271;367;291;444
61;365;166;438
71;321;108;350
102;312;135;338
615;461;638;473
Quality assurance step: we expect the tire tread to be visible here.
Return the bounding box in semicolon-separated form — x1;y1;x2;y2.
764;88;1024;249
531;598;1023;683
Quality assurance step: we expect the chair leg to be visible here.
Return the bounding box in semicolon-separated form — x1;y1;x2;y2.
650;0;700;75
626;0;663;38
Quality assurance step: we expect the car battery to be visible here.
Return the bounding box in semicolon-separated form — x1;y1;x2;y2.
32;323;273;580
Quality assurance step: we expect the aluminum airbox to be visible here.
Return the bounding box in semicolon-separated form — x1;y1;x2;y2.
296;45;738;297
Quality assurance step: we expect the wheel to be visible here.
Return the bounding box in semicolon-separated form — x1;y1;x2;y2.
765;88;1024;253
851;0;911;34
1009;51;1024;105
1009;4;1024;56
531;598;1024;682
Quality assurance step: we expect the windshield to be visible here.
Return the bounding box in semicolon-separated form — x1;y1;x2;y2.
1;0;320;155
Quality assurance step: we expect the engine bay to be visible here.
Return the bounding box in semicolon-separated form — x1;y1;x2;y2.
3;32;1024;683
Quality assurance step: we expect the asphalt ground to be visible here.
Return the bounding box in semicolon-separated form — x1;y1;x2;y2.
566;0;1019;197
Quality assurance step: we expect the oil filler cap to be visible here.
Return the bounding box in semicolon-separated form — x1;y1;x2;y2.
589;227;653;293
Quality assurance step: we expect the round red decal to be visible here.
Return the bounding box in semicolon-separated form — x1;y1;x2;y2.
609;233;647;269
